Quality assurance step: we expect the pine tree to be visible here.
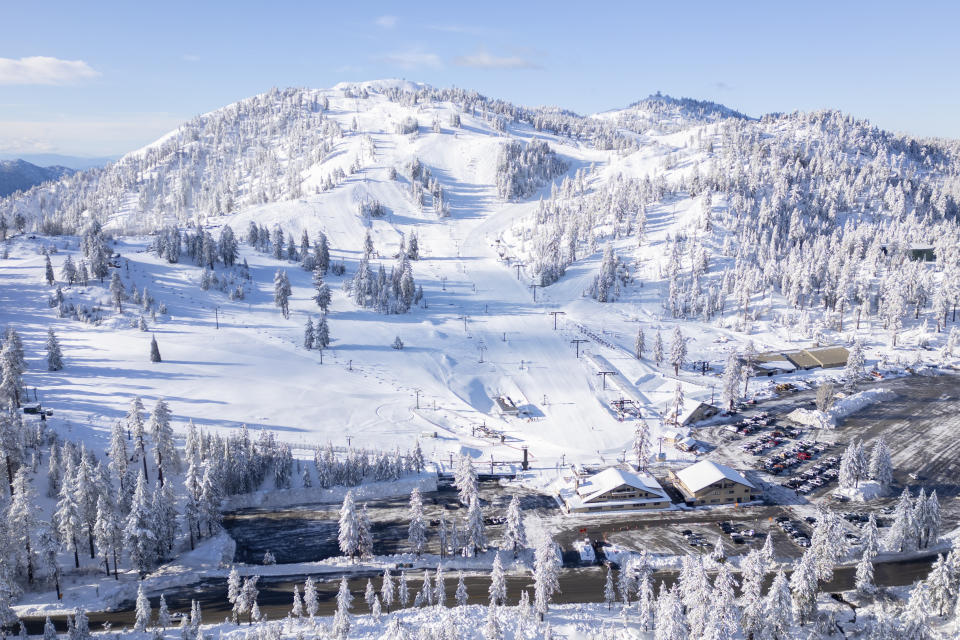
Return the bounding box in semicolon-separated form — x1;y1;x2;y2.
502;495;527;558
867;437;894;488
273;270;291;318
149;398;179;487
602;565;615;610
125;470;156;576
93;495;121;579
454;453;478;505
157;594;171;629
45;329;64;371
634;326;645;359
380;569;395;613
844;339;866;391
633;421;652;471
42;618;56;640
433;567;446;608
110;271;125;312
135;582;151;631
150;335;162;363
653;331;664;368
227;567;242;620
398;570;409;608
8;468;37;583
407;488;427;557
238;576;260;625
902;583;932;639
332;576;352;639
738;551;764;639
762;569;792;639
654;584;688;640
489;553;507;605
315;315;330;348
312;267;331;312
885;488;918;553
466;495;486;556
721;352;742;411
854;549;876;596
338;490;361;560
455;571;468;607
669;326;687;375
789;553;818;626
55;457;82;569
703;564;739;640
303;317;314;349
533;532;560;621
44;254;55;285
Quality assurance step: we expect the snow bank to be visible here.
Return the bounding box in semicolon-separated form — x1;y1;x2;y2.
787;387;894;429
835;480;887;502
221;473;438;510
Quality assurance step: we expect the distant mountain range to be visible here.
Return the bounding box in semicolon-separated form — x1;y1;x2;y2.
0;153;117;171
0;159;76;197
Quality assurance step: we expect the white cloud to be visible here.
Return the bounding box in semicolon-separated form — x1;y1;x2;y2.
0;113;186;156
378;50;442;70
0;56;100;85
454;50;540;70
375;15;398;29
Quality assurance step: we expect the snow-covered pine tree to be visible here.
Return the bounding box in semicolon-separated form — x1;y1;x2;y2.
134;582;151;631
721;352;741;411
669;327;687;375
466;495;486;556
867;436;894;488
358;503;373;558
125;470;157;576
653;584;688;640
157;594;171;629
502;495;527;558
454;453;478;505
434;566;446;608
533;531;560;621
398;571;409;608
312;267;331;313
45;329;63;371
93;495;122;579
653;331;664;368
303;576;319;617
55;457;82;568
407;487;428;557
902;583;932;639
149;335;161;363
885;488;919;553
7;468;37;583
303;317;314;349
844;339;866;391
338;490;361;560
634;326;645;359
633;421;652;472
456;571;468;607
273;270;291;318
489;553;507;605
110;272;125;312
603;564;615;610
854;548;876;596
788;552;818;626
703;563;739;639
149;398;179;487
761;569;792;639
315;315;330;348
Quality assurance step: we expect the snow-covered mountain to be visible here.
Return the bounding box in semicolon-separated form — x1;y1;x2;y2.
0;159;74;198
2;79;960;470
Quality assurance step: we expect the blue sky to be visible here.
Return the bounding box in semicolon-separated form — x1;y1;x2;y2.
2;1;958;156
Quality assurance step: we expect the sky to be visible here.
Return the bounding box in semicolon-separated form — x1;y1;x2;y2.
2;0;959;157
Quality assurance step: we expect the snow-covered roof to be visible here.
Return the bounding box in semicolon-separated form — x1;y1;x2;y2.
675;460;755;493
577;467;667;503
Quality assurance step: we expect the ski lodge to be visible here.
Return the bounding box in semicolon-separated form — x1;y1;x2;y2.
748;345;849;375
562;467;671;513
670;460;758;506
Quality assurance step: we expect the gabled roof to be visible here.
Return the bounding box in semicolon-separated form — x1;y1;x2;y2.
675;460;755;493
577;467;667;503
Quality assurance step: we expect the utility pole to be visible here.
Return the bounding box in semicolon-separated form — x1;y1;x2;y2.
514;262;525;280
529;284;539;302
215;306;219;330
458;314;469;332
571;339;588;358
549;311;565;330
478;342;487;363
597;370;616;390
415;389;421;409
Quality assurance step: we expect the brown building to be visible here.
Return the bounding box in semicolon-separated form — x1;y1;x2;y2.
671;460;757;506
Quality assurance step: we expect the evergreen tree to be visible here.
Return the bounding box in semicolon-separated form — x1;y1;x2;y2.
669;326;687;375
855;549;876;596
653;584;687;640
721;352;742;411
273;270;291;318
110;272;125;312
44;255;55;285
7;468;37;583
902;583;932;639
304;576;319;617
380;569;395;613
150;335;162;363
885;488;919;553
602;565;615;610
332;576;352;639
55;457;82;568
466;495;486;556
135;582;151;631
227;567;242;620
653;331;664;368
844;339;867;391
407;488;427;557
149;398;179;487
502;495;527;558
312;267;331;312
125;470;156;576
45;329;63;371
703;564;739;640
454;453;478;505
433;566;446;608
533;532;560;621
455;571;468;607
157;594;171;629
303;318;314;350
789;553;818;626
398;570;409;608
290;584;304;618
315;315;330;348
489;553;507;605
358;503;373;558
61;255;76;284
634;326;645;359
762;569;792;640
867;437;894;489
338;490;361;560
93;495;122;579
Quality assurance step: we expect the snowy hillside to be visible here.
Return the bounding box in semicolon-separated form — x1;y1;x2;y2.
2;79;960;476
